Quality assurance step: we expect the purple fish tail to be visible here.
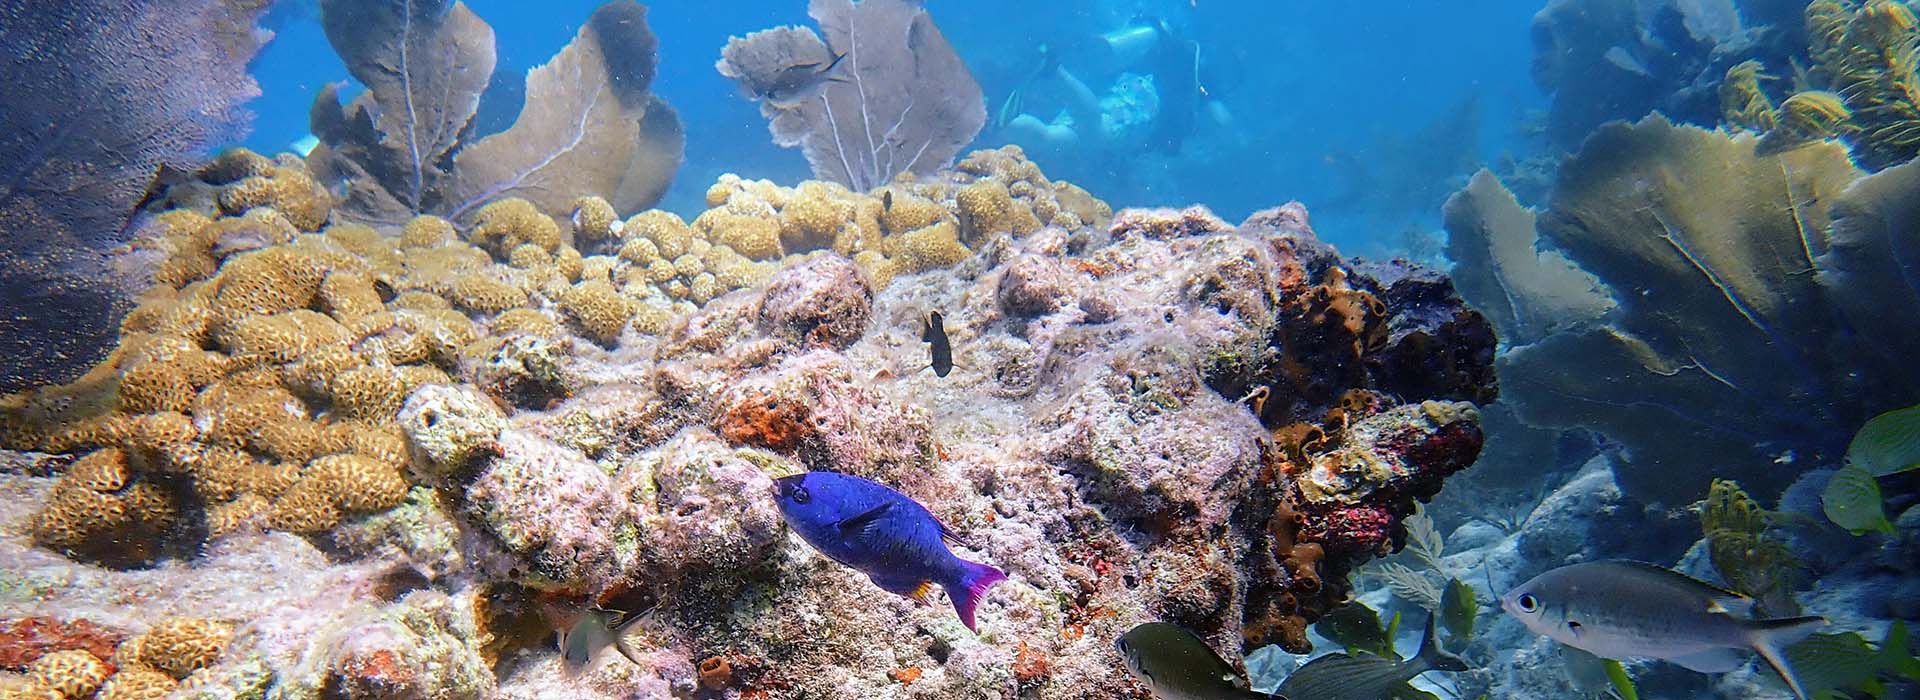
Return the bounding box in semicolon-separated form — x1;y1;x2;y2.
944;558;1006;633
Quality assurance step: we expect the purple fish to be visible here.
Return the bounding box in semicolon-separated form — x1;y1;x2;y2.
771;471;1006;632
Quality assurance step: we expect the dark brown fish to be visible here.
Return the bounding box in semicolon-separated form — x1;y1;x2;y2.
756;50;848;106
924;311;953;377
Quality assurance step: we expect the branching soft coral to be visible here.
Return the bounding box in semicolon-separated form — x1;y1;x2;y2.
1448;114;1920;505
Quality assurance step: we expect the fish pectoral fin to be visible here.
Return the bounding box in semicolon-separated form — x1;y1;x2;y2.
1668;646;1748;673
836;502;894;537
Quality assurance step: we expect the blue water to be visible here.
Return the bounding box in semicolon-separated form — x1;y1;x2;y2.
244;0;1542;255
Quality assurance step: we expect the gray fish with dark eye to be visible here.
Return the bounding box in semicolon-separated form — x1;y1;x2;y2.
1115;622;1281;700
754;50;849;106
1502;559;1826;699
923;311;953;377
558;607;648;678
1276;615;1467;700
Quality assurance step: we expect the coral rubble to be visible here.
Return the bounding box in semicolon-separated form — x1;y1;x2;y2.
0;147;1496;698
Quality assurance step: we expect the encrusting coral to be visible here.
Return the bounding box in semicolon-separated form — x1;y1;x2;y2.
0;142;1496;699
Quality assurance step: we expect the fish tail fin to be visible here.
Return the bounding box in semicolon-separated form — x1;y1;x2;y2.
1416;614;1470;673
943;558;1006;633
1746;616;1826;700
609;608;651;667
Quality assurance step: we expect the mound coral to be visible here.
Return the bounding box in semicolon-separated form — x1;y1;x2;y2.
1446;114;1920;505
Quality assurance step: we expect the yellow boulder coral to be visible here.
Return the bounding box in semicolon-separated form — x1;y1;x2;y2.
26;649;110;699
139;618;232;679
471;198;563;255
955;180;1042;244
95;666;176;700
306;453;410;512
399;215;457;248
331;365;410;422
886;221;972;273
217;165;334;231
560;280;633;346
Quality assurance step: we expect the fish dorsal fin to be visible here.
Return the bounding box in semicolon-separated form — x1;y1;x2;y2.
837;502;894;537
938;520;973;548
1608;560;1753;612
609;606;653;667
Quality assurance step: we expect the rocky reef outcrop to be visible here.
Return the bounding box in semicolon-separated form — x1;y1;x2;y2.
0;146;1494;699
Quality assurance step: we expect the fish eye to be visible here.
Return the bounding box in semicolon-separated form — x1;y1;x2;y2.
1517;593;1539;612
1115;638;1131;654
790;485;810;504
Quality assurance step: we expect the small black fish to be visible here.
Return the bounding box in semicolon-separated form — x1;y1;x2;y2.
924;311;953;377
882;190;894;212
756;50;849;106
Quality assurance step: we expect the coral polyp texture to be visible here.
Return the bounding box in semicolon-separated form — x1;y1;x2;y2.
0;149;1495;699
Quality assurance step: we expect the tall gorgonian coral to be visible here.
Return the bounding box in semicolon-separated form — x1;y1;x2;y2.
0;0;272;392
717;0;987;191
309;0;684;225
1446;115;1920;506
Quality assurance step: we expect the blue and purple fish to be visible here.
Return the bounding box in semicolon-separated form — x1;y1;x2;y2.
772;471;1006;632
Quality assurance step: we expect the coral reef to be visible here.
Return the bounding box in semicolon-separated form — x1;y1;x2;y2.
309;0;683;224
717;0;986;190
1445;114;1920;505
0;0;272;392
0;151;1495;699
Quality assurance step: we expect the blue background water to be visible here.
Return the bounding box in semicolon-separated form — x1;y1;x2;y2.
247;0;1543;255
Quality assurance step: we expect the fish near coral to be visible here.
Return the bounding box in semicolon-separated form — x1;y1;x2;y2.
924;310;953;377
753;50;849;106
1115;622;1278;700
559;607;648;678
771;471;1006;631
1502;560;1826;699
1275;615;1466;700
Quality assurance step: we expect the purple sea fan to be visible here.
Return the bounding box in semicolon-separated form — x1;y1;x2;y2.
718;0;986;191
0;0;272;392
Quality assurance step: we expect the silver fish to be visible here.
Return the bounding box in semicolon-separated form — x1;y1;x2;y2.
1502;560;1826;699
558;607;648;677
755;51;849;106
1116;622;1279;700
1276;614;1466;700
